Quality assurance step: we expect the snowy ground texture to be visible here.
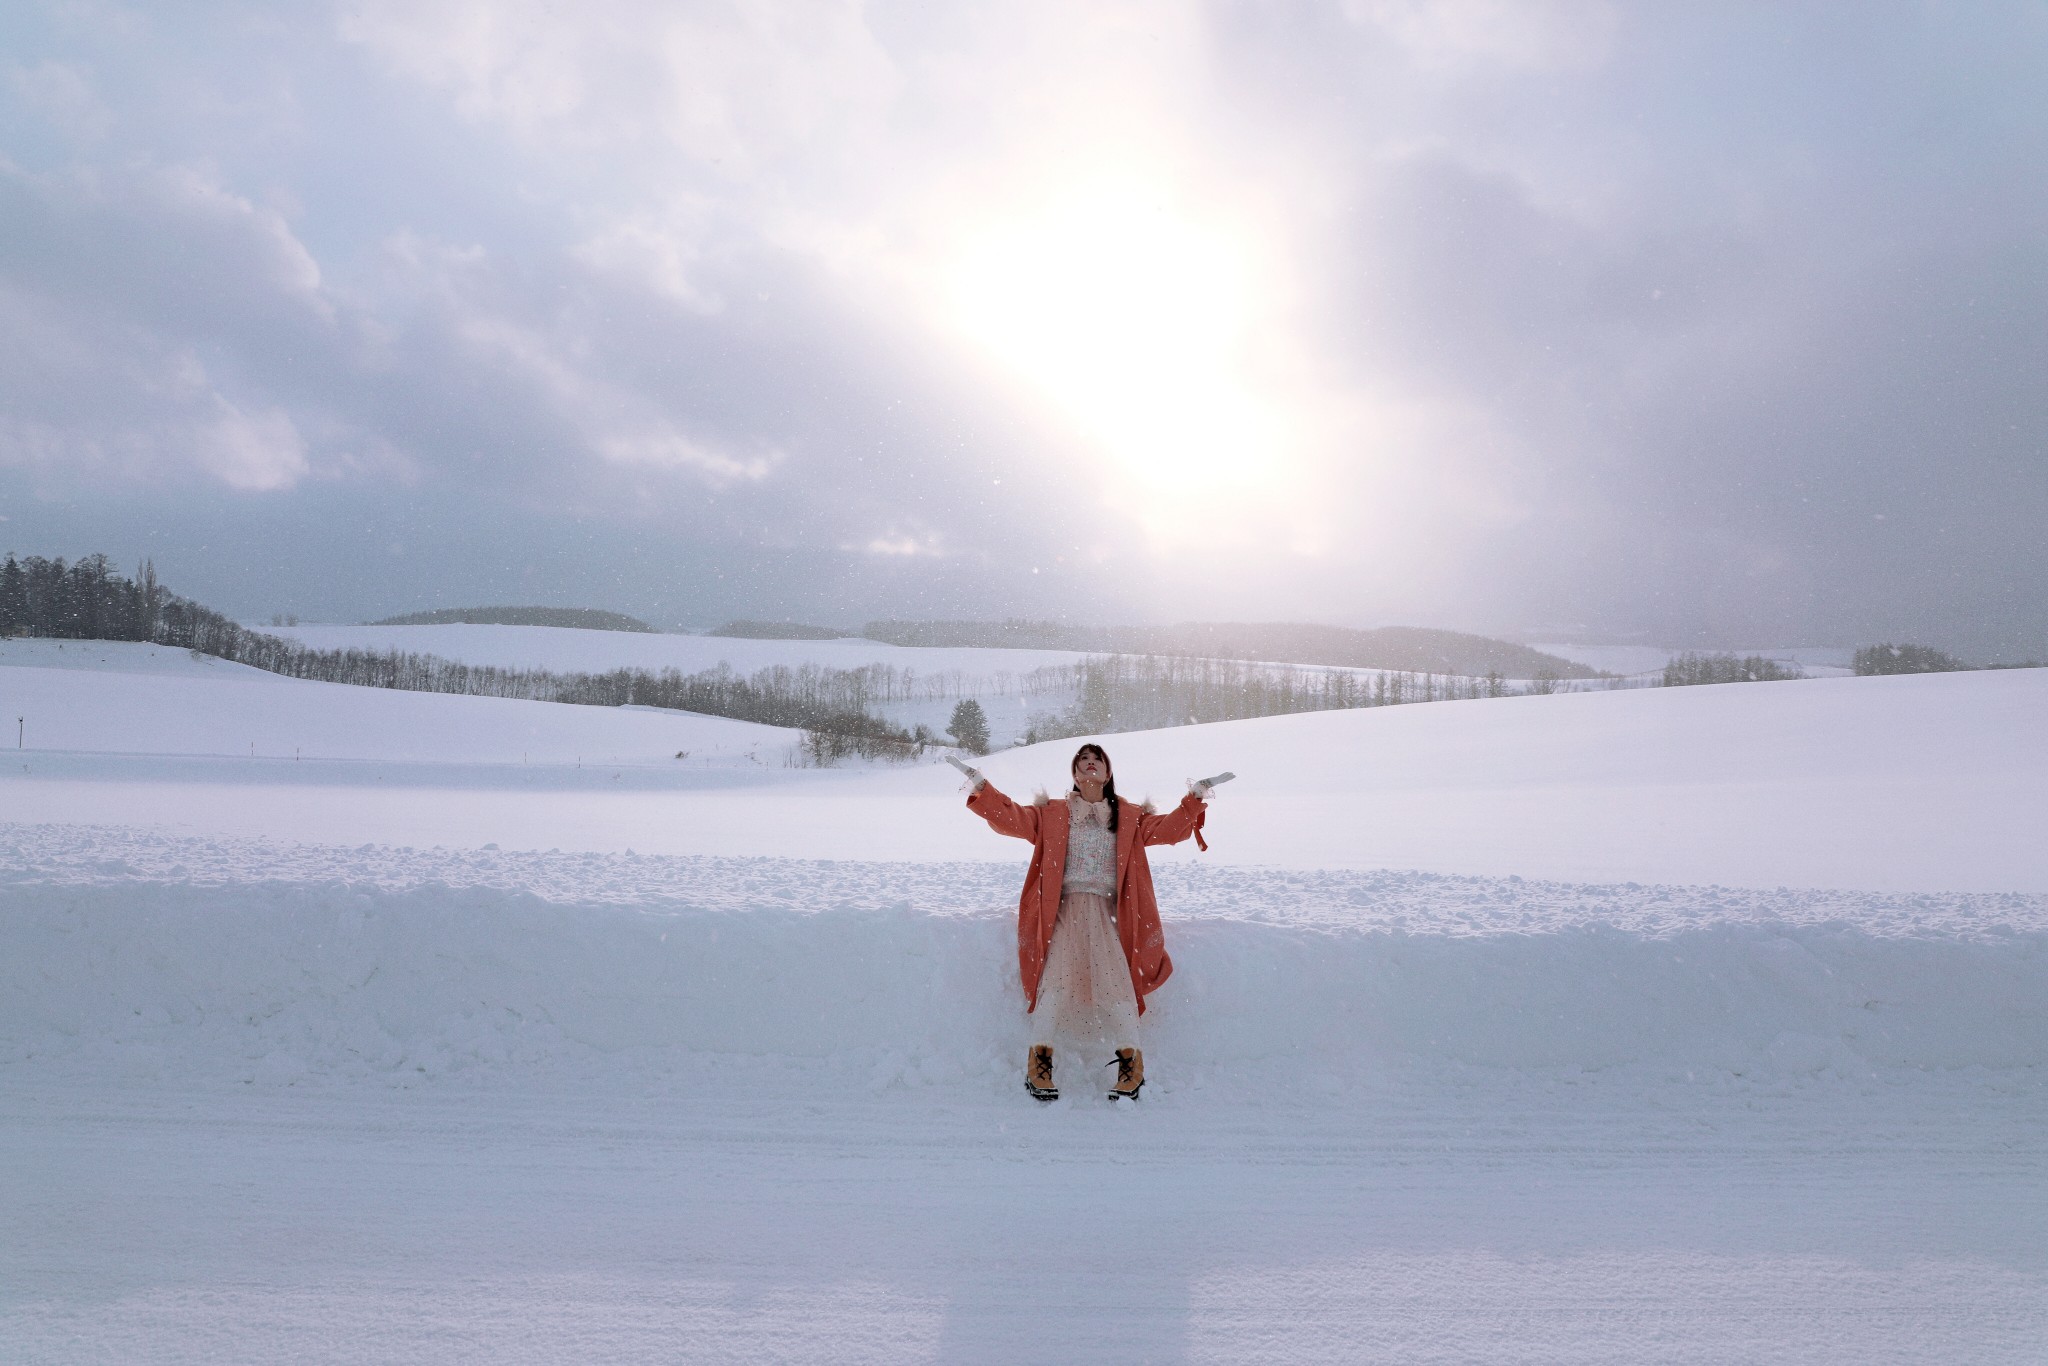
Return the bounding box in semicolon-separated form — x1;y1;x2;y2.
6;830;2045;1362
3;636;2046;1361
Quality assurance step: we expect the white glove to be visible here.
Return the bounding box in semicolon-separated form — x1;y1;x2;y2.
945;754;987;790
1189;771;1235;798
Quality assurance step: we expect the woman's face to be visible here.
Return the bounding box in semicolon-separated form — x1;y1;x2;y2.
1073;750;1109;787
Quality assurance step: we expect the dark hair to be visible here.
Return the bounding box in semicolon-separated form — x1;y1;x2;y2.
1070;743;1119;832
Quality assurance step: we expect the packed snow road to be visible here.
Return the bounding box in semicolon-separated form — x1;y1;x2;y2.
7;1071;2043;1364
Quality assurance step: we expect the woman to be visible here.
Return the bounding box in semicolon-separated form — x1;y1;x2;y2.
964;743;1210;1102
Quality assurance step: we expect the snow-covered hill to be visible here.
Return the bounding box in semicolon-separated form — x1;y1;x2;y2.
259;620;1095;678
251;622;1092;745
5;641;2041;890
0;638;800;770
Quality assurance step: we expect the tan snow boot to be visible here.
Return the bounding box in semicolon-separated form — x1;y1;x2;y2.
1107;1047;1144;1101
1025;1044;1058;1101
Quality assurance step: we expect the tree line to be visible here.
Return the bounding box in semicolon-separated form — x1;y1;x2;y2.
1;554;919;758
1008;653;1539;742
371;606;655;632
862;618;1596;680
1852;643;1967;676
1;553;168;641
1660;652;1802;686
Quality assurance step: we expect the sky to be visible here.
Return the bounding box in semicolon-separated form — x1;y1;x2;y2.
1;1;2043;658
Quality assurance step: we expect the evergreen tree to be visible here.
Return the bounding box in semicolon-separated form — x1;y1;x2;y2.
946;698;991;754
0;555;24;637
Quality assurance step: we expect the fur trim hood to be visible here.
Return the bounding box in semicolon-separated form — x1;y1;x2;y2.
1032;788;1157;815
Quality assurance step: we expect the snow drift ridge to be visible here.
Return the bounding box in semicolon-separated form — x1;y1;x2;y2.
6;882;2044;1088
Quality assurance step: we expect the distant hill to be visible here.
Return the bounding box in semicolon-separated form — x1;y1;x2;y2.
861;619;1111;652
860;619;1597;680
708;620;850;640
1149;624;1599;680
370;606;654;633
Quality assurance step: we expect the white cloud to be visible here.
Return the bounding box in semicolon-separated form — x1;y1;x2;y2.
148;165;327;305
0;305;311;492
572;204;723;312
854;531;943;559
599;428;771;484
197;397;310;491
335;0;590;136
8;59;114;141
0;162;348;492
1345;0;1619;73
337;0;896;168
398;247;769;486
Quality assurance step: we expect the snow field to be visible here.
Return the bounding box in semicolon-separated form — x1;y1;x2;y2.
0;640;801;769
7;647;2045;890
5;641;2048;1361
255;623;1655;747
254;624;1094;746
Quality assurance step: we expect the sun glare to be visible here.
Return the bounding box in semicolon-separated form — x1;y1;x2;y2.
946;187;1292;542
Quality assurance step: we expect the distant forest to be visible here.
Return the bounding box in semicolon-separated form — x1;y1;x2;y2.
709;620;850;640
1014;653;1519;743
3;553;172;642
861;619;1596;681
1660;652;1803;686
371;606;653;632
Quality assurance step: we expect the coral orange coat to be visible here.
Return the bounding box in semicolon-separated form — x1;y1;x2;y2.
966;783;1208;1016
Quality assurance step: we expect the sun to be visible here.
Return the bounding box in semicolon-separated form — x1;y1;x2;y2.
944;185;1292;542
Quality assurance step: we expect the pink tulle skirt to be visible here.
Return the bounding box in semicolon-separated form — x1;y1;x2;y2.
1033;890;1140;1048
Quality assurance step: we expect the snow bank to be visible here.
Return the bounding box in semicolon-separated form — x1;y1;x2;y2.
7;878;2042;1090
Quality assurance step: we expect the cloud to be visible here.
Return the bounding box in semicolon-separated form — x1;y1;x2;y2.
1345;0;1619;73
196;398;311;491
0;160;338;492
853;530;943;559
572;204;724;312
336;0;898;171
8;58;114;140
0;0;2039;657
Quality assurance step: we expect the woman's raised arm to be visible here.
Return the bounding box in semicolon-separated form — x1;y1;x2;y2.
966;780;1041;843
1140;792;1208;848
